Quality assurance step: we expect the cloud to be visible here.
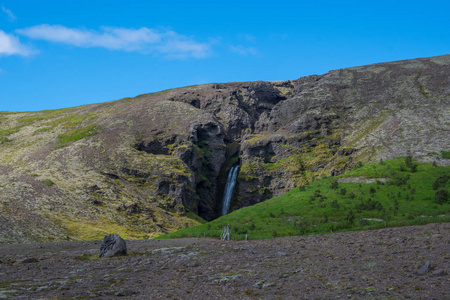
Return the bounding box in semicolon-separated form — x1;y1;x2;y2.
17;25;211;58
229;45;258;56
0;30;32;56
2;5;16;21
238;33;256;43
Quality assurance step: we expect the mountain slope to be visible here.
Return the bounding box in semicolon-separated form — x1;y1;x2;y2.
0;55;449;243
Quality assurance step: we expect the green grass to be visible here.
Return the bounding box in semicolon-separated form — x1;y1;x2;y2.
442;151;450;159
159;157;450;240
43;179;55;186
56;124;100;147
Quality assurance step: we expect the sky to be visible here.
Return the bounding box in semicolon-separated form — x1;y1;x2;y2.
0;1;449;112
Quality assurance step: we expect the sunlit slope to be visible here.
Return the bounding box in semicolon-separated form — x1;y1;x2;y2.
161;158;450;239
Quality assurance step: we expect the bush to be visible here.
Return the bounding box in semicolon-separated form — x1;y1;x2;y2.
330;180;339;190
435;189;449;205
339;188;347;196
345;210;355;225
355;198;384;211
330;199;340;210
432;175;449;190
405;156;418;172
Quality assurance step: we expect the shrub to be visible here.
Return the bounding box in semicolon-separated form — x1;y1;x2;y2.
330;199;340;210
435;189;449;205
432;175;449;190
355;198;383;211
294;220;310;234
339;188;347;196
330;180;339;190
345;210;355;225
405;156;418;172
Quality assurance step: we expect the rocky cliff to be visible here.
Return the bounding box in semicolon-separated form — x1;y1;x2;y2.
0;55;449;242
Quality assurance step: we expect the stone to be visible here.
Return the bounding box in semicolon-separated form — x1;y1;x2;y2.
115;289;136;297
417;261;431;275
431;269;447;276
20;257;38;264
99;234;127;258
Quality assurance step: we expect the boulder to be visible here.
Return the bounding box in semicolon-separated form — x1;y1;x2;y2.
99;234;127;258
417;261;431;275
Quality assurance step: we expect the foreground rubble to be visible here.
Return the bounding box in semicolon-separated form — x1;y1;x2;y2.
0;223;448;299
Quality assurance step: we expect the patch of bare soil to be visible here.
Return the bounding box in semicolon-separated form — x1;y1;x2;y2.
0;223;448;299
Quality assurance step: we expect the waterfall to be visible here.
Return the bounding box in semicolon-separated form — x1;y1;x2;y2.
221;165;239;216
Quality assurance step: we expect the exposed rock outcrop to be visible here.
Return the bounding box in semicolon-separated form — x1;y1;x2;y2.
0;55;449;242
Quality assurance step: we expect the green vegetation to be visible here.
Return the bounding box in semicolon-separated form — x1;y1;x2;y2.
442;151;450;159
61;217;150;240
0;109;101;148
43;179;55;186
57;123;100;148
160;157;450;240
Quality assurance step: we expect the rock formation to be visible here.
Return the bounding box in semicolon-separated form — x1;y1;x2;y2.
0;55;449;242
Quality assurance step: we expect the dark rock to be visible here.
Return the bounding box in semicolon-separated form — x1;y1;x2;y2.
20;257;38;264
87;198;103;205
115;289;137;297
99;234;127;258
338;148;356;157
431;269;447;276
417;261;431;275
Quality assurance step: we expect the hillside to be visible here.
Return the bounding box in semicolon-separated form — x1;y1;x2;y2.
0;55;449;243
162;158;450;240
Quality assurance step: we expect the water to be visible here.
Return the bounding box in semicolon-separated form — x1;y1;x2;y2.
221;165;239;216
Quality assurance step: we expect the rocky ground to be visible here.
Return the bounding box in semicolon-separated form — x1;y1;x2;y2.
0;223;448;299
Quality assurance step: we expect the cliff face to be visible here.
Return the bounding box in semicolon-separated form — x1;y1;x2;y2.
0;55;449;242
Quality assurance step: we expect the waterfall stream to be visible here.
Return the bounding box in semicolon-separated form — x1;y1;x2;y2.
221;165;239;216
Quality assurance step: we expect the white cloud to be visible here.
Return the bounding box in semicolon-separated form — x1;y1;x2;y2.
230;45;258;56
238;33;256;43
0;30;32;56
2;6;16;21
17;25;211;58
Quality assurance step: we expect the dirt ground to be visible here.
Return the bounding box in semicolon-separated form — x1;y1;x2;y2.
0;223;449;299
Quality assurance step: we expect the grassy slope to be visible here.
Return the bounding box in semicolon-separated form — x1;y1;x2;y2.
160;158;450;240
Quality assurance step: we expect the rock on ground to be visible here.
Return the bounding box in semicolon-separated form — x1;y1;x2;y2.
99;234;127;258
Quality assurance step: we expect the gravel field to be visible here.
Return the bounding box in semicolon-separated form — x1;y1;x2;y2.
0;223;449;299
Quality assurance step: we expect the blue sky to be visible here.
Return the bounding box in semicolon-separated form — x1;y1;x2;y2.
1;0;449;112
